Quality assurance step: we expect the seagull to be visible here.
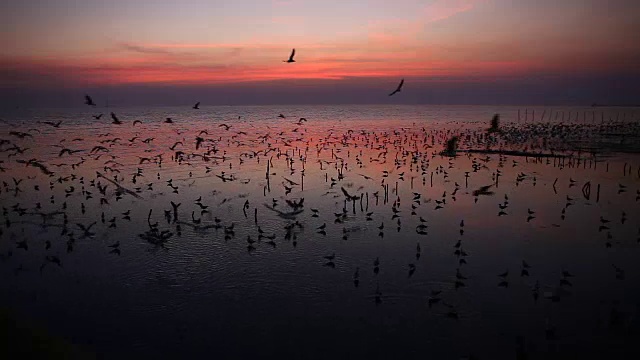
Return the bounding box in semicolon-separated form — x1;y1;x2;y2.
43;120;62;128
110;112;122;125
85;94;96;106
488;114;501;133
388;79;404;96
193;102;200;109
284;48;296;63
472;185;495;197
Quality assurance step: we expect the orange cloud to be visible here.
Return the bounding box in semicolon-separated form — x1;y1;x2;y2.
1;52;551;88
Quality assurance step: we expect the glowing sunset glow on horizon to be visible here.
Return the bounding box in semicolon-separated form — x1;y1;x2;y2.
1;0;639;105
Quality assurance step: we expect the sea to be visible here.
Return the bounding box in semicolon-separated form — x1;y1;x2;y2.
1;104;639;359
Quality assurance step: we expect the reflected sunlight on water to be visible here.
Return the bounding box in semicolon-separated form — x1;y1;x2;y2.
1;105;640;359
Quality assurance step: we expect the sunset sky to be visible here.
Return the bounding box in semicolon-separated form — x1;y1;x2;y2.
1;0;639;106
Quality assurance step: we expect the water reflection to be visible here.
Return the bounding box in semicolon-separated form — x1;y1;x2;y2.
1;105;639;359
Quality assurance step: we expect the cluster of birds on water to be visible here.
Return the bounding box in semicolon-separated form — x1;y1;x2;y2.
1;50;640;356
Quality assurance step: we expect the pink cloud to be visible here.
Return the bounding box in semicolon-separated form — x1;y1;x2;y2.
423;0;483;23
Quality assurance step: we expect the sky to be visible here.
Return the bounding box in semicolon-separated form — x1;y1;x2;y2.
1;0;639;106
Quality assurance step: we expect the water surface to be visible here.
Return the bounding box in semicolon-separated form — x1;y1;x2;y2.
1;105;640;359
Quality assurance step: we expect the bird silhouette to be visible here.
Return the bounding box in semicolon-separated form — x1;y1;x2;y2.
85;94;96;106
110;112;122;125
388;79;404;96
284;48;296;63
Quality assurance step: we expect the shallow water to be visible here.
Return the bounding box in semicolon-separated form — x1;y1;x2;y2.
1;105;640;359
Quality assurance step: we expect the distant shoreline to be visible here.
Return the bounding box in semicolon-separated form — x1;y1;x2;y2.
591;104;640;108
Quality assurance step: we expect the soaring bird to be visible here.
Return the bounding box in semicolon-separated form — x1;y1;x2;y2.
388;79;404;96
473;185;495;197
441;136;459;156
93;114;103;120
193;102;200;109
488;114;501;133
284;48;296;63
85;94;96;106
110;112;122;125
43;120;62;128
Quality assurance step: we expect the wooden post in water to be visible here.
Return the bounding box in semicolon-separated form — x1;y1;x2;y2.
366;192;369;211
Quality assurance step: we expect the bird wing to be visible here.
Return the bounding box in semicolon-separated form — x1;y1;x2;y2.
397;79;404;91
341;187;352;198
290;48;295;60
490;114;499;129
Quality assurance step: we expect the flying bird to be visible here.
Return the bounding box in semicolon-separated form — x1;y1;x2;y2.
488;114;501;133
85;94;96;106
193;102;200;109
388;79;404;96
284;48;296;63
43;120;62;128
473;185;495;197
110;112;122;125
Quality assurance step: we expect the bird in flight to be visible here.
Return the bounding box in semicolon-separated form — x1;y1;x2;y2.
110;112;122;125
193;102;200;110
388;79;404;96
487;114;501;134
284;48;296;63
85;94;96;106
43;120;62;128
472;185;495;197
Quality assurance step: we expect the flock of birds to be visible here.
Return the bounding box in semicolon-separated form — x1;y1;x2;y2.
1;49;639;358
